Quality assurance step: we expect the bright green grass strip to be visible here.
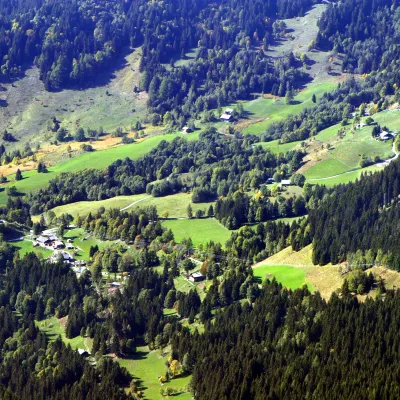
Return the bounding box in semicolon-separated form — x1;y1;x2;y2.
243;82;338;135
304;158;351;180
163;218;231;247
12;239;53;259
0;132;199;205
253;264;313;291
308;165;382;187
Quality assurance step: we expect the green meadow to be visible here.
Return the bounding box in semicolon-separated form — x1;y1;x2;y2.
163;218;231;247
42;192;214;220
0;132;199;205
253;264;313;291
62;227;116;261
36;317;87;351
308;165;382;187
117;346;192;400
12;239;53;259
243;81;338;135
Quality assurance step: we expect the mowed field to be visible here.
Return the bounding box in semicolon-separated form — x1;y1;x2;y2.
0;131;199;205
41;192;214;220
12;239;53;259
254;245;344;299
163;218;231;247
253;264;313;291
304;125;394;180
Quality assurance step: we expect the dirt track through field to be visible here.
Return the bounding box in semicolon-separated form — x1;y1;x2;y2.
120;196;151;211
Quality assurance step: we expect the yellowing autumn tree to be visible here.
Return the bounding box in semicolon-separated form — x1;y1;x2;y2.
169;360;181;377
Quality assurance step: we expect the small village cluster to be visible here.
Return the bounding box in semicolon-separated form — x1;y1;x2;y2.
33;234;87;271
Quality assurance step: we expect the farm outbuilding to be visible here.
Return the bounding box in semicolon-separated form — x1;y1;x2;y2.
189;272;204;282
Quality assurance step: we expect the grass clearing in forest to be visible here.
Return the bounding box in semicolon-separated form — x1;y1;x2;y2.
36;317;87;351
0;49;147;150
163;218;231;247
62;227;115;261
253;264;313;291
256;245;344;299
242;81;338;135
117;345;192;400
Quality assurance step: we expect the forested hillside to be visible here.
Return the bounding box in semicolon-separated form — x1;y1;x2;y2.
317;0;400;74
27;128;304;214
310;159;400;269
0;0;317;120
172;282;400;399
5;0;400;399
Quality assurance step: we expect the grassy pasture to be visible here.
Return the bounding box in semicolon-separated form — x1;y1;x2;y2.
308;165;382;187
253;264;313;291
43;192;214;220
36;317;87;351
12;239;53;259
62;227;115;261
0;49;147;150
303;121;394;182
256;245;344;299
243;81;338;135
117;346;192;400
163;218;231;247
36;318;191;399
0;131;199;205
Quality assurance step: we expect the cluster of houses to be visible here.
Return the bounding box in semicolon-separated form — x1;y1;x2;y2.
34;235;74;250
350;110;397;141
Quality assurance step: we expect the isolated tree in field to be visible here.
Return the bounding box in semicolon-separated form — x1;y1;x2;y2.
285;90;293;104
372;125;380;137
162;210;169;219
312;93;316;103
195;209;204;219
207;205;214;217
15;169;22;181
37;162;47;173
187;203;193;219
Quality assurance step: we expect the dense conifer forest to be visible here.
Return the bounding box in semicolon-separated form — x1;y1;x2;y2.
317;0;400;74
172;282;400;399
